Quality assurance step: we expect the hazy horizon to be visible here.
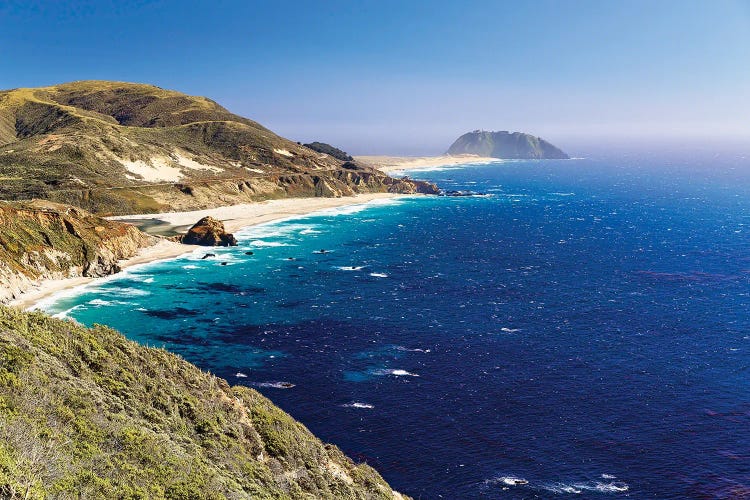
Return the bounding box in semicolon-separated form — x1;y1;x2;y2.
2;0;748;156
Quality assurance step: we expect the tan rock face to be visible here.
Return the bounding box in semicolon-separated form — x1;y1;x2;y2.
0;200;155;304
180;216;238;246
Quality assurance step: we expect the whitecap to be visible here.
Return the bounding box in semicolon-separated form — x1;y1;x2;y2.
107;287;151;298
182;264;199;270
235;372;248;378
394;346;430;353
248;240;293;247
541;480;629;495
337;266;365;271
52;304;84;320
493;476;529;487
341;402;374;409
589;481;629;493
253;381;296;389
371;368;419;377
500;327;521;333
311;197;404;217
543;483;582;494
88;298;113;306
369;272;389;278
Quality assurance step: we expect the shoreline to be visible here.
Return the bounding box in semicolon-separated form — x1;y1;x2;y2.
12;193;404;310
356;154;500;173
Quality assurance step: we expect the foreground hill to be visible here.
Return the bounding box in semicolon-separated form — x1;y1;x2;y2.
0;81;435;215
447;130;568;159
0;306;407;499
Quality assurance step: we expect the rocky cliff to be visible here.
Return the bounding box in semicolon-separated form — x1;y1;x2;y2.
0;201;154;303
0;306;407;499
0;81;437;215
447;130;569;159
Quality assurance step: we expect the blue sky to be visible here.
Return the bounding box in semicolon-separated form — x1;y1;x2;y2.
1;0;748;154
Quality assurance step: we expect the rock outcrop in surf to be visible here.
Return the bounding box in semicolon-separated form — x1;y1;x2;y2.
180;216;238;246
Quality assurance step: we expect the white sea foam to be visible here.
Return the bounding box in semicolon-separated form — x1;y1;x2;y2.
394;346;430;353
248;240;293;247
500;327;521;333
372;369;419;377
128;274;155;282
88;298;116;306
253;381;296;389
369;272;389;278
52;304;84;319
490;474;628;495
494;476;529;486
313;198;404;217
337;265;365;271
341;402;374;409
543;483;583;494
182;264;199;270
235;372;248;378
540;479;629;495
107;287;151;298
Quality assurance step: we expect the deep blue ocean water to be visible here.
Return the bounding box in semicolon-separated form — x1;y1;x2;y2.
43;156;750;499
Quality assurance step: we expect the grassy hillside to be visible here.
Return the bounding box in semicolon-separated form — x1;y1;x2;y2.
0;306;406;499
0;81;436;215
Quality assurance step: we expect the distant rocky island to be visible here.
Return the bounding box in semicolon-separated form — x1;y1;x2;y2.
447;130;569;159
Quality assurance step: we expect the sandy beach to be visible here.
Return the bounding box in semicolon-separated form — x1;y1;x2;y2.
356;154;499;173
13;193;403;310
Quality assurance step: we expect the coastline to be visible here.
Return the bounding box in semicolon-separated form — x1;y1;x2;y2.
12;192;404;310
356;154;500;173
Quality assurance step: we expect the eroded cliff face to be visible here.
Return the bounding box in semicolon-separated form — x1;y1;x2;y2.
0;201;154;303
49;168;440;215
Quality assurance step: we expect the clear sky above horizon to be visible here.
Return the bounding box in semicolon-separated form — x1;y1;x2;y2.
1;0;748;155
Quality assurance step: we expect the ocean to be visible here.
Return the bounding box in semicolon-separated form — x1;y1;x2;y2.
42;156;750;498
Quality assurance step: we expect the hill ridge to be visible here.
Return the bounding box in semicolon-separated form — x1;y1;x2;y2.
0;81;437;214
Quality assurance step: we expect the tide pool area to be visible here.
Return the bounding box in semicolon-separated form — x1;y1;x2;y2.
42;157;750;498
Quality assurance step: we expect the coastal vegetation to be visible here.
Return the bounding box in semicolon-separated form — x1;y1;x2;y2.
302;142;354;162
0;306;407;499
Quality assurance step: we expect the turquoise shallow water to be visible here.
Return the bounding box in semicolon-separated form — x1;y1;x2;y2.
43;156;750;498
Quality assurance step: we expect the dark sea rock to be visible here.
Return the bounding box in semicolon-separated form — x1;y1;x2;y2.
180;217;238;246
